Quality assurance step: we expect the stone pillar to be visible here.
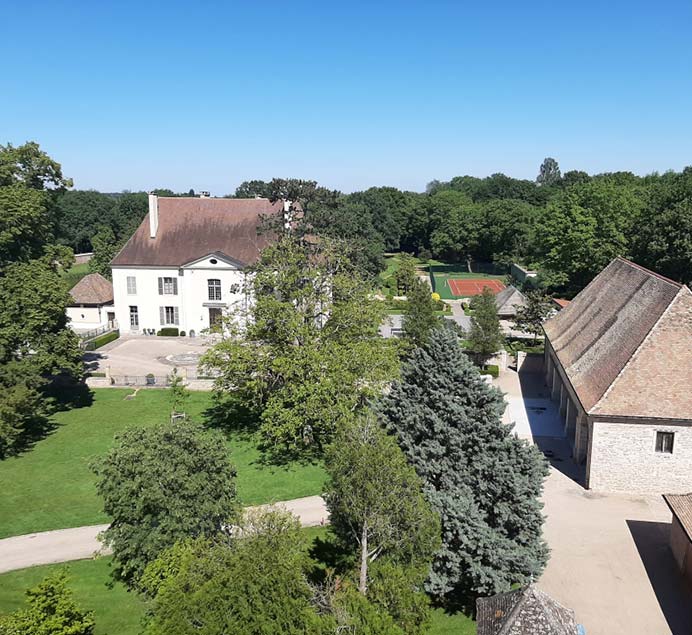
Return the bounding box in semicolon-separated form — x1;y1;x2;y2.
551;367;560;401
559;383;567;416
574;415;588;464
566;399;578;443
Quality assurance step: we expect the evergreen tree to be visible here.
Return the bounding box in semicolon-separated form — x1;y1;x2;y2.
0;570;95;635
402;279;438;348
88;225;118;280
379;326;549;601
467;287;504;365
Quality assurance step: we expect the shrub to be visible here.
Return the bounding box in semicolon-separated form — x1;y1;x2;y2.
83;330;119;351
483;364;499;378
157;327;179;337
179;330;186;337
87;372;106;378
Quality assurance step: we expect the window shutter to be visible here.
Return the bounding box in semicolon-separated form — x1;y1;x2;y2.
158;278;163;295
173;278;178;295
174;307;179;325
159;306;165;325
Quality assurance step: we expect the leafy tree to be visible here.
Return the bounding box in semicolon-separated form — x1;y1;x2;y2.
512;291;553;344
168;368;189;419
54;190;116;252
234;179;272;199
467;287;504;365
395;253;417;294
632;199;692;286
141;510;333;635
202;236;399;456
111;192;148;242
0;570;94;635
324;416;439;595
0;185;53;267
92;419;239;586
402;279;438;348
537;178;644;293
380;326;549;600
475;199;539;264
88;226;118;279
536;157;561;186
0;141;72;190
561;170;590;187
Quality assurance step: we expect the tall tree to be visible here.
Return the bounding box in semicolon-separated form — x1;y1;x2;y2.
201;236;399;456
54;190;116;252
402;279;438;348
380;326;549;600
536;157;561;187
466;287;504;365
0;141;72;190
395;253;417;294
92;420;239;586
512;291;553;344
0;570;94;635
324;416;439;596
87;226;118;279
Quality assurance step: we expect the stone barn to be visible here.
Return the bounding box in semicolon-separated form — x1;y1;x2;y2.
543;257;692;493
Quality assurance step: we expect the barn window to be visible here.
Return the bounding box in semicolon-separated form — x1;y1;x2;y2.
655;431;674;454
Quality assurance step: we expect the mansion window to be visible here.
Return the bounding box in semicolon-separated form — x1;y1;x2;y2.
129;306;139;328
127;276;137;295
208;279;222;301
160;306;179;326
655;431;674;454
158;277;178;295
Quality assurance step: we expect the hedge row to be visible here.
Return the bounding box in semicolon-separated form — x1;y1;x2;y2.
84;330;119;351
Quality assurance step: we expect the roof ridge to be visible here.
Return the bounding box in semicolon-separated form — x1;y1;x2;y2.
589;287;685;414
614;256;683;289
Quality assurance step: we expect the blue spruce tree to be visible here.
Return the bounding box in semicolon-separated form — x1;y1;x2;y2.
380;325;549;601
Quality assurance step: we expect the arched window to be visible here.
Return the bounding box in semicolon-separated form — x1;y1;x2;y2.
208;279;222;301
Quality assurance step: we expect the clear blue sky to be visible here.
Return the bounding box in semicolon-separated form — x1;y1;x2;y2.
2;1;691;194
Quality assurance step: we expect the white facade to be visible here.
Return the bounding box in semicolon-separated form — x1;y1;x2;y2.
66;304;115;331
112;254;249;336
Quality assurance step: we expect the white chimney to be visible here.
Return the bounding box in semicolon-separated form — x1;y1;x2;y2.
148;193;159;238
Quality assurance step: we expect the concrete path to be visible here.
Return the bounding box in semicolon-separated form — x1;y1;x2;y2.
0;496;328;574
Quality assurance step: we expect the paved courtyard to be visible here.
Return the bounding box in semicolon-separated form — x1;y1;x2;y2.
84;334;213;377
496;366;692;635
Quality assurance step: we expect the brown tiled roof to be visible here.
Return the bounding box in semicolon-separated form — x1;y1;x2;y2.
476;585;577;635
543;257;683;413
664;494;692;543
111;197;283;267
69;273;113;305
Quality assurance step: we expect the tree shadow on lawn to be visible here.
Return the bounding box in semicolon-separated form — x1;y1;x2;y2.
6;378;95;458
202;393;320;468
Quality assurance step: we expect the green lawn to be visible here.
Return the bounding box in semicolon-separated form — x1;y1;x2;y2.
62;262;90;289
0;554;475;635
0;388;326;538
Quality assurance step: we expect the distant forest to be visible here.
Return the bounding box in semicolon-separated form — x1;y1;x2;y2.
53;158;692;297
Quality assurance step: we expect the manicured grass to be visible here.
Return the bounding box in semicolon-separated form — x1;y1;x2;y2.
429;607;476;634
62;262;90;289
0;388;326;538
0;557;145;635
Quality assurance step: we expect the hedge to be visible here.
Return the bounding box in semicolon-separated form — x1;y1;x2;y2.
84;330;119;351
483;364;499;378
157;327;179;336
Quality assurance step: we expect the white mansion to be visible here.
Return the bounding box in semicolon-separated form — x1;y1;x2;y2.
110;194;284;336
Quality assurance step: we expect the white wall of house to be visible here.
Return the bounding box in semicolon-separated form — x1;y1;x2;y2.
112;256;248;335
588;420;692;493
66;304;115;331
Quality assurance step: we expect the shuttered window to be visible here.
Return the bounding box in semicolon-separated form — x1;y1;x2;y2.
160;306;179;325
126;276;137;294
158;277;178;295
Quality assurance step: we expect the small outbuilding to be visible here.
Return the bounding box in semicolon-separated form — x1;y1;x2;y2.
477;585;580;634
67;272;115;332
663;493;692;586
494;285;526;318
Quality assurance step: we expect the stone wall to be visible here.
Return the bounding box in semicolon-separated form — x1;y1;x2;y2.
589;420;692;493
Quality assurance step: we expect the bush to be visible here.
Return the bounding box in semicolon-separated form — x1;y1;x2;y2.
157;327;179;337
87;372;106;378
179;330;186;337
483;364;499;378
83;330;119;351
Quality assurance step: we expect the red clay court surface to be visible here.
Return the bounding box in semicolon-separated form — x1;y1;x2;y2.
447;278;506;297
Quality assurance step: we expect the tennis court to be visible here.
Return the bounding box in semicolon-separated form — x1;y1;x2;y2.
447;278;505;297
